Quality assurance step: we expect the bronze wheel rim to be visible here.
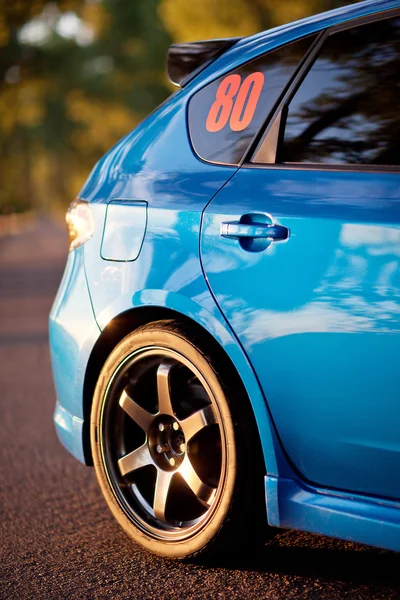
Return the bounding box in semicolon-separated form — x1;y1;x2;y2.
99;347;227;541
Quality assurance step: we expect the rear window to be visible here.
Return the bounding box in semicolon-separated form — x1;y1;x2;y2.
188;35;316;166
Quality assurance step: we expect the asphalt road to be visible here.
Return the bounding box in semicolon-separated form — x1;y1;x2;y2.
1;219;400;600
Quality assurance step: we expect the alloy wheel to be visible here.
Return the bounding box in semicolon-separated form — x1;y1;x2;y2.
100;347;226;540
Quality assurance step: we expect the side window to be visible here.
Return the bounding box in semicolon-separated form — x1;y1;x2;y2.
188;36;316;166
279;16;400;166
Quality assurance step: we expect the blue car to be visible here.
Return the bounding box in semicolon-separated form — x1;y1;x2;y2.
49;0;400;560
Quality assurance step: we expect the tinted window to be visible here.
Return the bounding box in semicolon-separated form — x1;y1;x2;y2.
188;36;315;165
280;17;400;166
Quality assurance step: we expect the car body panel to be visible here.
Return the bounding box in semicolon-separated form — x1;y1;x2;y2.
80;80;237;322
201;166;400;500
49;246;101;461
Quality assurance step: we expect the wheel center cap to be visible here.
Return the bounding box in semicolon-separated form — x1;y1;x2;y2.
149;415;185;470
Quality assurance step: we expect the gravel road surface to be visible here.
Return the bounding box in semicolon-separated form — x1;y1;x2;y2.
1;219;399;599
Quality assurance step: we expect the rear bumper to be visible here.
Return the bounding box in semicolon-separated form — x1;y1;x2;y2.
54;401;85;463
49;246;101;464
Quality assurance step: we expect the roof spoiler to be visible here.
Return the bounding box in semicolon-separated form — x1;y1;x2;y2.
167;37;242;87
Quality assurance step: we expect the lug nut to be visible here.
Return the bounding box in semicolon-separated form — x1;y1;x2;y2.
169;457;176;466
180;442;186;453
156;444;169;454
159;423;172;432
173;422;179;431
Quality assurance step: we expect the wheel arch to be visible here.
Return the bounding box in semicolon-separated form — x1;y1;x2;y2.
82;303;285;479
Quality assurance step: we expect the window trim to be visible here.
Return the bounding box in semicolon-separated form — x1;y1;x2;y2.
247;7;400;173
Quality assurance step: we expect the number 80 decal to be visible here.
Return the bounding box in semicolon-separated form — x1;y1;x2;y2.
205;71;264;133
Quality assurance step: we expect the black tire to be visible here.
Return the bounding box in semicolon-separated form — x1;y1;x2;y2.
90;319;266;560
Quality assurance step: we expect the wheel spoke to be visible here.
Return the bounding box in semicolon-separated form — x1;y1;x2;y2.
180;404;217;442
119;389;153;432
179;456;215;505
118;443;152;477
153;469;174;521
157;361;174;415
108;350;225;530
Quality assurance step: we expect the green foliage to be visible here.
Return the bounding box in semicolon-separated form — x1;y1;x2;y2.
0;0;356;214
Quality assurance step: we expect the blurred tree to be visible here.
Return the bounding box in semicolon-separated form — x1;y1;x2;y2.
0;0;82;83
159;0;261;41
0;0;171;214
158;0;357;41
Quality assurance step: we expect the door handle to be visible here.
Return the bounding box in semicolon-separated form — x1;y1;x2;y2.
220;221;288;241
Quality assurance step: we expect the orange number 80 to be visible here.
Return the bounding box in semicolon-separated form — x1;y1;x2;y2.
205;71;264;133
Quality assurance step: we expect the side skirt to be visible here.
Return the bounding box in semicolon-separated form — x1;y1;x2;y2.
266;475;400;552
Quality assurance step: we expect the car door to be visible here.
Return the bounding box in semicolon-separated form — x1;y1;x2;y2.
201;13;400;500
